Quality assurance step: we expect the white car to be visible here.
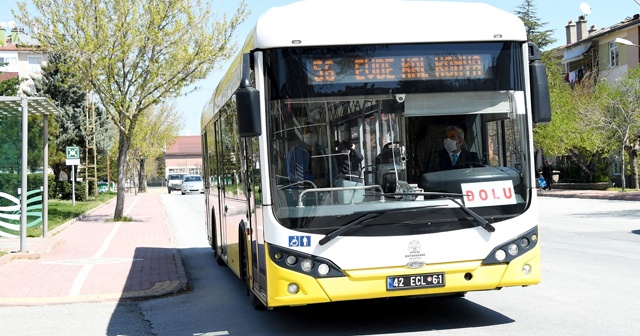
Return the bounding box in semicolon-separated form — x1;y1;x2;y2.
180;175;204;195
167;173;186;193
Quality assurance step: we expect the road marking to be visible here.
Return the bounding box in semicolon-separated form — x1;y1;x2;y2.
68;196;140;296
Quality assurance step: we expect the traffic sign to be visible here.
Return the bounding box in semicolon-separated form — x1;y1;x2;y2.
66;146;80;165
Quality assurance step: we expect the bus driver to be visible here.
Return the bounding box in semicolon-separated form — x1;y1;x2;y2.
426;125;481;172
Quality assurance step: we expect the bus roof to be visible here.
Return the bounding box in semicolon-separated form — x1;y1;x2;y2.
250;0;526;49
202;0;527;131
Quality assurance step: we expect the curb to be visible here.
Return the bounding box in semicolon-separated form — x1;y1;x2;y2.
538;190;640;201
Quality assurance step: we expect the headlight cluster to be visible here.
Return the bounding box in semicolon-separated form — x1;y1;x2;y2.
482;227;538;265
270;245;346;278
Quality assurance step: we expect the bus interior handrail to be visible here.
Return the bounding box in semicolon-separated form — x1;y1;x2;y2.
277;180;318;190
297;185;385;207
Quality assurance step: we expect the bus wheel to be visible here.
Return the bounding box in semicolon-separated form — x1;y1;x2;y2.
249;286;265;310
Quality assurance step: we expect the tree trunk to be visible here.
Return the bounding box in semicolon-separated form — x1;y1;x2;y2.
620;145;626;191
567;149;594;182
114;132;130;219
138;158;147;193
628;139;639;189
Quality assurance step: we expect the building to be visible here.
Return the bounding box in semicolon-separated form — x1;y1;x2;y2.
164;136;203;178
0;22;46;95
559;14;640;85
557;13;640;187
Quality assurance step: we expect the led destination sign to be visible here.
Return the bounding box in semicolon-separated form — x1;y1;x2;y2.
307;54;491;84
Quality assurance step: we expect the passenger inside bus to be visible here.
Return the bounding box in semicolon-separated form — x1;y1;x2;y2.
425;125;481;173
373;141;406;193
285;126;335;188
375;141;403;168
334;140;365;203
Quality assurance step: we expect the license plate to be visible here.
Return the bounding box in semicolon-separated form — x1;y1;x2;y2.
387;272;445;290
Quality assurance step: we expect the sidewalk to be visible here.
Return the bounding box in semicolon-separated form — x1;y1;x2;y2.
0;187;188;306
538;188;640;201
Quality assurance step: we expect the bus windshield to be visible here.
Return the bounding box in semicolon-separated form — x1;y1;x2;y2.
266;42;530;235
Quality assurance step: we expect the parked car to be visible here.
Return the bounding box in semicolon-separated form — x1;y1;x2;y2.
180;175;204;195
167;173;186;193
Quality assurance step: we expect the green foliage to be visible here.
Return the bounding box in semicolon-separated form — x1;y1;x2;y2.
52;180;89;202
0;63;64;178
0;116;21;173
16;0;249;218
0;76;25;96
581;67;640;188
30;51;115;180
514;0;556;50
37;191;116;236
0;173;89;202
534;53;619;182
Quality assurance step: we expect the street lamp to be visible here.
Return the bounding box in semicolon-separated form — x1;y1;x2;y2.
613;37;639;47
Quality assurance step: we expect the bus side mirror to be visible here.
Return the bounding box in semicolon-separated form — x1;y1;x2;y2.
237;53;262;137
528;42;551;124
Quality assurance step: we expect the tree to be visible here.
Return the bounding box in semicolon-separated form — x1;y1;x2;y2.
31;51;115;181
16;0;249;219
0;76;27;174
0;76;23;96
514;0;556;50
578;68;640;190
534;60;614;183
129;103;183;193
0;74;52;176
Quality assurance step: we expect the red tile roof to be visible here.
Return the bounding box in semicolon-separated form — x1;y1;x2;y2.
0;72;19;81
165;136;202;155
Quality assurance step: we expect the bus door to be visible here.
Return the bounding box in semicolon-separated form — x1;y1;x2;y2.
214;118;228;259
243;137;266;294
202;131;211;240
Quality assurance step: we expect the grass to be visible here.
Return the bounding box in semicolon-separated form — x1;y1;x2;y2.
27;192;117;237
0;193;116;258
605;188;640;192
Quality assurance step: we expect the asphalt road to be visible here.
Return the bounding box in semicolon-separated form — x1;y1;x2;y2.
0;195;638;335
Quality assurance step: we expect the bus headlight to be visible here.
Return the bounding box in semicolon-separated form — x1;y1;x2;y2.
301;259;313;272
286;255;297;266
522;264;532;275
482;227;539;265
495;249;506;261
317;263;330;276
269;245;346;279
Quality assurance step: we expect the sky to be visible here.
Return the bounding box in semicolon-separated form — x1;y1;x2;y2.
4;0;640;136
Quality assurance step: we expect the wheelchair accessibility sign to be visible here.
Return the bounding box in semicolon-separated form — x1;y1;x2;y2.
289;236;311;247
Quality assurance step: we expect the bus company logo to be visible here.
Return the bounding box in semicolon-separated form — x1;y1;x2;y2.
405;240;425;258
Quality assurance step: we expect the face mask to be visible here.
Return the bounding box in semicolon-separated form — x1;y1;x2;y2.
303;133;317;145
443;138;458;153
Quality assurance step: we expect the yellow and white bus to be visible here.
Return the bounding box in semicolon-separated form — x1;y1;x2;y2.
201;0;551;309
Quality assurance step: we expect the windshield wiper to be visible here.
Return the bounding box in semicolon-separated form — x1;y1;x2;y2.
319;213;381;246
319;193;495;245
385;192;495;233
446;197;495;232
319;202;450;245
